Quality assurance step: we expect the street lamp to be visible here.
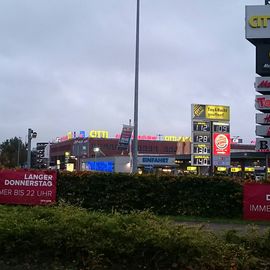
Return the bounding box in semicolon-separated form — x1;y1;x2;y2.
93;147;105;157
17;137;21;167
93;147;105;171
27;128;37;169
132;0;140;174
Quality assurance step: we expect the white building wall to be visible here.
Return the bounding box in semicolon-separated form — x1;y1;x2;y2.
114;156;130;173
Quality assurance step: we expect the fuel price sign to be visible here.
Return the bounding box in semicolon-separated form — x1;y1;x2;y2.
212;122;230;133
192;155;211;166
193;144;211;154
193;133;211;143
193;121;211;132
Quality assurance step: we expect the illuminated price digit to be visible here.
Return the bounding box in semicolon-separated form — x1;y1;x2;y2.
193;122;210;132
193;144;210;154
195;135;209;143
213;123;230;133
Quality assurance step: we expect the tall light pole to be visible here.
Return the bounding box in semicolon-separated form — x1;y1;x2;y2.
132;0;140;173
17;137;21;167
27;128;37;169
93;147;99;171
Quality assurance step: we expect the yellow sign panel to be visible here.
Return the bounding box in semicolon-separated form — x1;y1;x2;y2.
205;105;230;120
67;131;73;140
187;166;197;171
248;16;270;28
217;167;227;172
164;136;191;142
231;167;242;173
194;155;210;159
245;167;255;172
66;163;74;172
89;130;109;138
192;104;230;120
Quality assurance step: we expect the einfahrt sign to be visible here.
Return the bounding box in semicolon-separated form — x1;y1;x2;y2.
0;169;57;205
243;183;270;220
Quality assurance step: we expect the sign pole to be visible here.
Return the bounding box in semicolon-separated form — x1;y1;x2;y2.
209;121;213;176
266;153;269;181
27;128;32;169
132;0;140;174
129;119;133;174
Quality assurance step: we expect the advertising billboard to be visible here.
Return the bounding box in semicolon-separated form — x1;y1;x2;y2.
0;169;57;205
245;5;270;42
256;137;270;152
213;133;230;155
255;125;270;137
192;104;230;121
243;183;270;220
212;122;230;167
256;45;270;76
256;113;270;125
191;104;230;168
117;124;134;151
255;76;270;94
255;95;270;111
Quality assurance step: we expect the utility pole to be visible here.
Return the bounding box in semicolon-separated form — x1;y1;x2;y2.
132;0;140;174
129;119;133;173
266;153;269;181
27;128;37;169
17;137;21;167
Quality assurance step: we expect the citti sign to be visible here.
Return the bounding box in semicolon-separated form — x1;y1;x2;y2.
57;130;109;142
56;130;191;142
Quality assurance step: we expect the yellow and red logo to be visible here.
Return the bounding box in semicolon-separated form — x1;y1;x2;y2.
213;133;230;155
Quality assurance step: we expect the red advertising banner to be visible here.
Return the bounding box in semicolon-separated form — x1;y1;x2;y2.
213;133;230;155
117;124;134;150
0;169;57;205
243;183;270;220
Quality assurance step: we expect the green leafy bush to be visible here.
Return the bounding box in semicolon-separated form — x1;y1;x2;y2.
0;205;264;269
224;227;270;265
57;172;243;218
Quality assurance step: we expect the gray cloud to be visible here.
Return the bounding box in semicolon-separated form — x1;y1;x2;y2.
0;0;263;144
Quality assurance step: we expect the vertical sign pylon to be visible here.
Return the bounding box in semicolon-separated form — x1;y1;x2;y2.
246;4;270;179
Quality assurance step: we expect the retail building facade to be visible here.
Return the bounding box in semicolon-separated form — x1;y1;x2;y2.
48;137;266;177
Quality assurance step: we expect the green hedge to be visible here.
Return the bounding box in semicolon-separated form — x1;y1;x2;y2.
0;205;268;269
57;172;243;218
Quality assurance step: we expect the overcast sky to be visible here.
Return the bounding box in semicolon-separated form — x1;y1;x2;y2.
0;0;263;144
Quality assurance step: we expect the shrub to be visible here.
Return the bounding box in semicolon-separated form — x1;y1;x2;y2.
57;172;243;218
0;205;263;269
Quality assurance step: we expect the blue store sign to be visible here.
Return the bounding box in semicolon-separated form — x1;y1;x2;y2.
138;156;175;166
